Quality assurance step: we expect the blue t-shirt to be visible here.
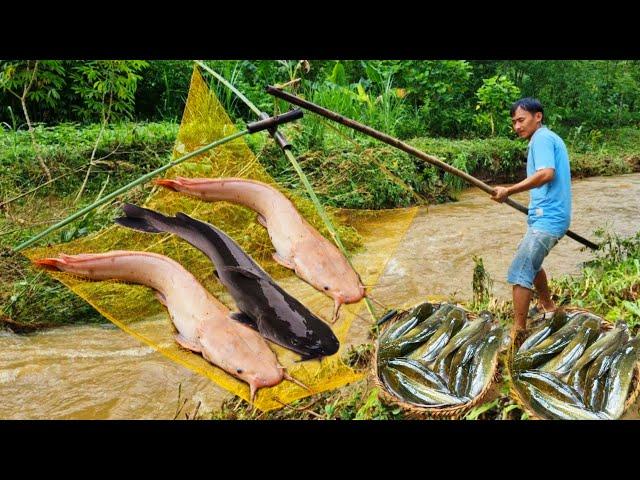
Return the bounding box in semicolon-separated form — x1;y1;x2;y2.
526;126;572;237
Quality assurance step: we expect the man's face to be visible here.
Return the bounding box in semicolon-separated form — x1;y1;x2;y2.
511;107;543;140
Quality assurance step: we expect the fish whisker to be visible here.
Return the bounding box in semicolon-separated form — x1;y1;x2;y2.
366;293;390;311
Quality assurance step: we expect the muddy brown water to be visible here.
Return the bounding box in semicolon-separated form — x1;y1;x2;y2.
1;173;638;419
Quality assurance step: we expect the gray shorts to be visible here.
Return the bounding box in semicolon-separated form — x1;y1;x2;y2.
507;227;561;290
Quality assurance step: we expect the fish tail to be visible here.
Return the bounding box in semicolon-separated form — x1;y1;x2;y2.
114;216;162;233
116;203;182;234
33;257;65;270
153;178;181;191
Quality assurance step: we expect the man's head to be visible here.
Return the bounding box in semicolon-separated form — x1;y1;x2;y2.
510;97;544;140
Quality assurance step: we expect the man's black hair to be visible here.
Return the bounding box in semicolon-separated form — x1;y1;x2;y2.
510;97;544;120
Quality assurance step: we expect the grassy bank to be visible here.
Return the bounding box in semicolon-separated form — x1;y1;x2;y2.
3;122;639;212
1;122;179;330
254;123;640;209
1;122;639;331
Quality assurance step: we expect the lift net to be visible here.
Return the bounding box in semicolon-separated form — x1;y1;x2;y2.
24;67;419;411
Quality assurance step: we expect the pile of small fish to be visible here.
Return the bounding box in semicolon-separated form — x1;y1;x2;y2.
377;302;503;408
512;310;639;420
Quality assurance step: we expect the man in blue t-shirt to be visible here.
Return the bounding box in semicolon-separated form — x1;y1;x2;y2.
491;97;572;332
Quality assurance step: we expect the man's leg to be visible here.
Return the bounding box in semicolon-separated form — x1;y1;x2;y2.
533;268;556;312
507;228;559;332
513;285;533;331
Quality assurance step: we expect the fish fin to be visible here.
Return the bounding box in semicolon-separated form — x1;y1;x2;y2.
114;216;162;233
256;213;268;228
154;291;167;307
222;266;263;279
175;334;202;353
272;252;295;270
229;312;259;330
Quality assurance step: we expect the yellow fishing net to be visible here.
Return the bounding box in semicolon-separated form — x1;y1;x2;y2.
24;67;419;411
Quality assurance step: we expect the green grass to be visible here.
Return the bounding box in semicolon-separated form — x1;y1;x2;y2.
0;252;105;332
260;125;639;209
552;230;640;328
0;184;156;331
0;121;178;201
0;122;176;330
1;122;639;332
259;128;527;208
2;122;639;212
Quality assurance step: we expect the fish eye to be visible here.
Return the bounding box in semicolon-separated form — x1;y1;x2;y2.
236;369;243;374
323;286;329;291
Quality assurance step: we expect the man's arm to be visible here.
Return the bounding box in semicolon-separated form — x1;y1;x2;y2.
491;168;555;203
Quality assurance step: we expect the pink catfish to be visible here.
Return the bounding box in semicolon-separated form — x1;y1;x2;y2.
155;177;366;322
34;250;306;402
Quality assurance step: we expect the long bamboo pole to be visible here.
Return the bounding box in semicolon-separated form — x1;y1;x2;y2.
195;61;379;321
266;86;599;251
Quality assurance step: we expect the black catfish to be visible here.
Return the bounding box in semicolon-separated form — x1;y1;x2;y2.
116;203;339;361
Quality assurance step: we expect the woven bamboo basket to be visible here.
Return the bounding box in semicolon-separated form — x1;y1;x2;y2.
507;307;640;420
373;303;502;419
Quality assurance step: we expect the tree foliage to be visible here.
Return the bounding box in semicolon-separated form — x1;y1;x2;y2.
70;60;148;122
0;60;65;110
2;60;640;140
475;74;521;136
